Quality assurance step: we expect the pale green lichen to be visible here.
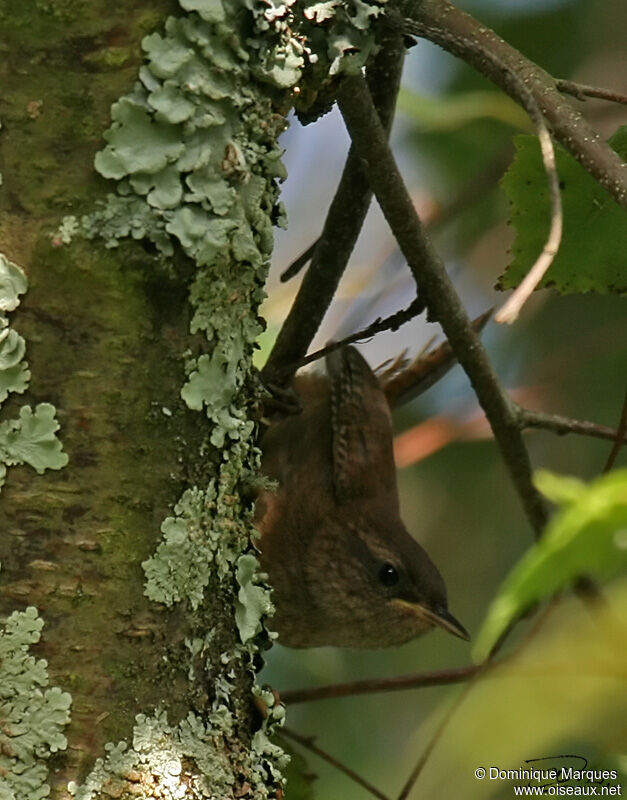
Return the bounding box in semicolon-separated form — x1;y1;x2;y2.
0;324;30;404
0;404;68;487
0;255;68;490
72;0;386;796
0;254;28;312
69;702;288;800
52;215;79;245
235;553;275;644
143;483;239;607
0;257;70;799
0;606;72;800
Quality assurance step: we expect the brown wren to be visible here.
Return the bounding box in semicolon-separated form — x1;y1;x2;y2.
256;346;469;649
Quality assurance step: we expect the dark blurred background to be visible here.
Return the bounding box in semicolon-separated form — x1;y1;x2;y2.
257;0;627;795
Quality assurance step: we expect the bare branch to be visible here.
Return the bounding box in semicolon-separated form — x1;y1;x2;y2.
336;73;549;535
556;79;627;107
401;4;569;323
382;309;492;407
397;678;477;800
295;296;424;370
280;239;318;282
262;30;406;385
282;727;392;800
518;406;627;444
280;665;480;705
396;0;627;208
603;387;627;473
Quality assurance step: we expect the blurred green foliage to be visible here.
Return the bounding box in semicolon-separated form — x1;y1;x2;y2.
412;579;627;799
475;469;627;660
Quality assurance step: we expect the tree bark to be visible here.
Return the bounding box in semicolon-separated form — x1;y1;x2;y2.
0;1;260;795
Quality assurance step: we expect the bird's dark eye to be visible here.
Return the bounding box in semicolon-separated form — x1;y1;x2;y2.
378;563;400;587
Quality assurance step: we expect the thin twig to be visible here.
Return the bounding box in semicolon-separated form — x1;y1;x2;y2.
396;677;478;800
397;0;627;208
603;387;627;473
398;589;604;799
262;30;406;386
295;296;424;371
280;239;318;282
382;309;492;408
336;73;548;535
494;118;562;323
280;664;481;705
397;7;566;324
556;79;627;107
518;406;627;444
282;726;392;800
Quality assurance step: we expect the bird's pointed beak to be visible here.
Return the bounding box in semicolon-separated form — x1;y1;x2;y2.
394;598;470;641
424;604;471;641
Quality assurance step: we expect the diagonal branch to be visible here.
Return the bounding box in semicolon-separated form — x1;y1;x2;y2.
282;726;392;800
280;239;318;282
397;0;627;208
295;296;424;370
262;29;407;385
396;678;477;800
336;73;549;535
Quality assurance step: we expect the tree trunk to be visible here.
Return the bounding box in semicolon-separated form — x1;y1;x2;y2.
0;1;272;797
0;0;389;796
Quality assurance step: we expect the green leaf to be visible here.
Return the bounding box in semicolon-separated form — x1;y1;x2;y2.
533;471;586;505
474;469;627;661
498;127;627;295
408;581;627;800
